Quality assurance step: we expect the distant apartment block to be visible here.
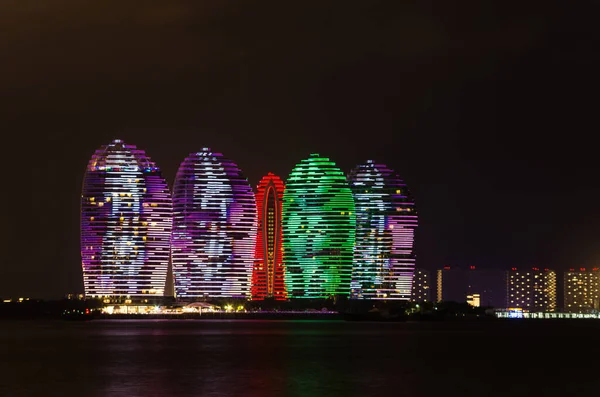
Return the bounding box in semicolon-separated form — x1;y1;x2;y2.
507;268;556;312
411;268;431;302
436;266;506;308
564;268;600;313
466;293;481;307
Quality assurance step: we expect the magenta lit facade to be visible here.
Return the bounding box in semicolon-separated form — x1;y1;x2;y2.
80;139;172;297
171;148;257;298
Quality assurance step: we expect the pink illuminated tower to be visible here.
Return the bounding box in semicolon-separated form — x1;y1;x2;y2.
251;173;286;300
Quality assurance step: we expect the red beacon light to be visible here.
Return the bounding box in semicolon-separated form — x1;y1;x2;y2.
469;266;476;270
580;267;586;271
593;268;599;271
443;266;450;270
532;267;539;271
511;267;517;271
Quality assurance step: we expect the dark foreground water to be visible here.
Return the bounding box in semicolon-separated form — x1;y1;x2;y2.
0;319;598;397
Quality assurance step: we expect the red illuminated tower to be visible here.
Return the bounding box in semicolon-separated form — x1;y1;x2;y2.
252;173;286;300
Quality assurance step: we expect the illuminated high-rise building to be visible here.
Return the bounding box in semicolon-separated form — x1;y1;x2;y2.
348;161;417;300
507;267;556;312
251;173;286;300
564;268;600;313
411;268;431;302
171;148;257;298
80;139;172;297
282;154;356;298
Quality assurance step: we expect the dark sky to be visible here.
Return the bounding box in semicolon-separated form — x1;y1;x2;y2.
1;1;599;298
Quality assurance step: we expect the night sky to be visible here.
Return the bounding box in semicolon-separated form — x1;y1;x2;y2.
2;1;598;298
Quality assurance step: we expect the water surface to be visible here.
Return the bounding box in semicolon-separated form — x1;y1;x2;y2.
0;319;597;396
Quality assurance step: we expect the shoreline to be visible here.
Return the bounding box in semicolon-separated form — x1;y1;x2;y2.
94;312;343;320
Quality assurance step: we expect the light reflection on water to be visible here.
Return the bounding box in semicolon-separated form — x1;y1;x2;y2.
1;319;599;397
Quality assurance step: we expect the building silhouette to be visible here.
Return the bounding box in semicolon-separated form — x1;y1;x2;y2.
171;148;257;298
348;160;417;300
282;154;356;298
80;139;172;297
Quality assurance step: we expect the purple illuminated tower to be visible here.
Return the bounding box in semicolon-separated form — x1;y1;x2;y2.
348;160;418;300
80;139;172;297
171;148;257;298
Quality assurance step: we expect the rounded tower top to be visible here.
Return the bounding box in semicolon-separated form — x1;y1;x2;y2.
87;139;155;172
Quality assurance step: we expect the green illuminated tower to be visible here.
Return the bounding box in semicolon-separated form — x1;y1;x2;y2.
282;153;356;298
